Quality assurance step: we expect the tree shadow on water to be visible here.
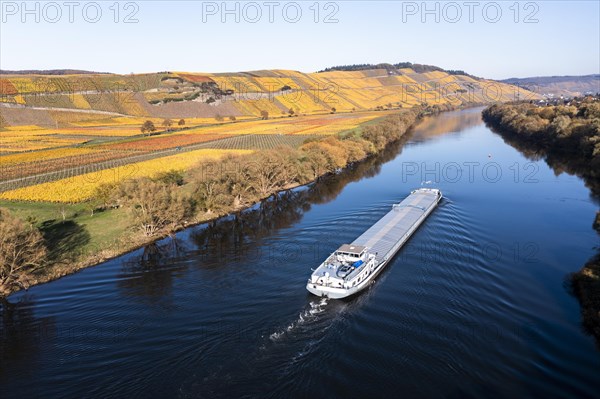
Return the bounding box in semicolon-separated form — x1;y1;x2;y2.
116;240;189;306
0;296;56;382
39;220;91;263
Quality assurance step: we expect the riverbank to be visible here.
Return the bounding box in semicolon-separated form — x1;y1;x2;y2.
482;99;600;345
1;105;445;298
571;212;600;345
482;100;600;195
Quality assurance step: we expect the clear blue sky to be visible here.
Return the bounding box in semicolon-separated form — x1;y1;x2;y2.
1;1;598;79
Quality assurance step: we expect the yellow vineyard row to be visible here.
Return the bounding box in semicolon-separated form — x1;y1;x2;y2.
0;149;252;203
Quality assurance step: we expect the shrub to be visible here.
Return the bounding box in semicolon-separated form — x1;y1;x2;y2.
154;169;185;186
116;178;194;236
141;120;156;134
0;208;47;296
184;91;201;101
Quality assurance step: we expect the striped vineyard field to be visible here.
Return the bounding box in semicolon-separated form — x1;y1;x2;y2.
0;133;322;193
99;133;228;151
198;134;323;150
0;150;142;181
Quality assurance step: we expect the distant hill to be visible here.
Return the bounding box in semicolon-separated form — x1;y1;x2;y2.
0;67;537;128
0;69;110;75
318;62;478;79
500;75;600;97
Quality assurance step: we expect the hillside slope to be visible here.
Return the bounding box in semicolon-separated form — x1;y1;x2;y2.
0;68;536;128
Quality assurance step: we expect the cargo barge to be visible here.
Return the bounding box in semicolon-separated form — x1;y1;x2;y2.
306;188;442;299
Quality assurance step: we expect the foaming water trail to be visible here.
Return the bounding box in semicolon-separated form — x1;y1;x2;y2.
268;297;329;342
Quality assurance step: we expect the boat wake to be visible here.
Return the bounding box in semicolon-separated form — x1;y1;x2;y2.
269;298;329;342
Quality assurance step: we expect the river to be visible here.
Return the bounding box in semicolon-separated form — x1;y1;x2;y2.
1;107;599;398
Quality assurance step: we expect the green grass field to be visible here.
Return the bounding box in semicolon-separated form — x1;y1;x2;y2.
0;199;130;263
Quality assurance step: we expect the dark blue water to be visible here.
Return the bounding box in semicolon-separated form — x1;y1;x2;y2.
2;108;599;398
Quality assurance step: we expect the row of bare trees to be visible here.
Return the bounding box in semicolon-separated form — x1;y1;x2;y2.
483;99;600;165
140;119;186;135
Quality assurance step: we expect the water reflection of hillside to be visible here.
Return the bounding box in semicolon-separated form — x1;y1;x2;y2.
410;108;484;142
490;126;600;198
